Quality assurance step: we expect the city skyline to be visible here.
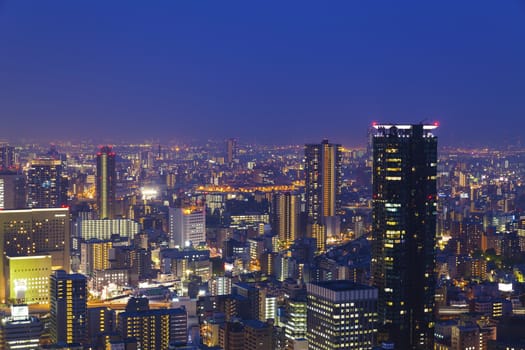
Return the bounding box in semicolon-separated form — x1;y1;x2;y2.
1;1;524;146
2;2;525;349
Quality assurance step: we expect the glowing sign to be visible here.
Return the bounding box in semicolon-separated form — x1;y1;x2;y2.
498;283;513;292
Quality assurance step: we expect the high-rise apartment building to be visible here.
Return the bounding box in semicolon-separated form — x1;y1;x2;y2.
305;139;342;252
169;206;206;248
50;270;87;345
118;297;188;349
80;239;112;275
27;158;67;208
371;123;438;349
272;192;300;248
306;280;378;350
0;208;70;303
96;146;116;219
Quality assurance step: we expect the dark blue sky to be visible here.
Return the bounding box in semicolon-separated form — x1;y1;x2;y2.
1;1;524;146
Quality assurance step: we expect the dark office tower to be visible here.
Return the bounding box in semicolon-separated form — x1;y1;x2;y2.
305;139;342;252
272;192;300;248
27;158;67;208
226;138;237;165
96;146;116;219
0;144;16;170
371;123;438;350
50;270;87;345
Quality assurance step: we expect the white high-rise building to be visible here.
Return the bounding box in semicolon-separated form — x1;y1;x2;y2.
169;206;206;248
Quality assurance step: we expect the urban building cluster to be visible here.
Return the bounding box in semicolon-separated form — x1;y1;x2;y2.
0;124;524;349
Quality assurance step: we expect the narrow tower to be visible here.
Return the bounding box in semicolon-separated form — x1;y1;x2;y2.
96;146;116;219
304;139;342;252
371;123;438;349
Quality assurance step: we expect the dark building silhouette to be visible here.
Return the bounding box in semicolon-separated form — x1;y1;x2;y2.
371;123;438;349
0;171;26;209
50;270;87;345
226;138;237;165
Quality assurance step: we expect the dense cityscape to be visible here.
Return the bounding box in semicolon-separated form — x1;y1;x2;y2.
0;123;524;349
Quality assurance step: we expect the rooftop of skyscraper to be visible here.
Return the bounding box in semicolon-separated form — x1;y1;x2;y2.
310;280;375;292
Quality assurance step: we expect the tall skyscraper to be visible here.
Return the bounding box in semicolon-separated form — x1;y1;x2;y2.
306;280;378;349
305;139;342;252
27;158;67;208
371;123;438;349
226;138;237;165
50;270;87;345
272;192;300;248
96;146;116;219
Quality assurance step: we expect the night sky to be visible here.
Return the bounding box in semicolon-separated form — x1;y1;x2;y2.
1;1;524;146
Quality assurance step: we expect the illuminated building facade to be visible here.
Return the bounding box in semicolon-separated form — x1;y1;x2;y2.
0;305;43;350
258;289;277;322
79;239;112;275
160;249;210;277
371;124;438;349
75;217;139;241
6;255;51;304
118;297;187;349
306;280;378;350
305;140;342;252
283;297;307;345
93;269;129;291
208;276;232;296
169;206;206;248
96;146;116;219
27;158;67;208
50;270;87;345
0;208;70;303
273;192;300;247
